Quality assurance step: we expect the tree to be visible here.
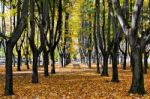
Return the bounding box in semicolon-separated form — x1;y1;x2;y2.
113;0;150;94
143;44;150;74
0;0;29;95
108;0;122;82
29;0;42;83
93;0;100;73
46;0;63;74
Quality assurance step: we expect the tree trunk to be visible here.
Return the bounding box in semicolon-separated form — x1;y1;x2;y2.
17;50;21;71
96;53;100;73
26;55;30;69
32;53;39;83
5;42;14;95
144;52;148;74
43;52;49;76
13;54;15;67
51;52;56;74
61;56;64;68
101;55;109;76
111;52;119;82
25;48;30;69
123;39;128;70
129;48;145;94
88;51;92;68
123;53;127;70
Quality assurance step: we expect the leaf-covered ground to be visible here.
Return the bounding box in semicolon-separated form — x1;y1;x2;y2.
0;64;150;98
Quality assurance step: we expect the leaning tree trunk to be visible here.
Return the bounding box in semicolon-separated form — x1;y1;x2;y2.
51;52;56;74
43;52;49;76
5;42;14;95
32;52;39;83
17;50;21;71
101;54;109;76
129;47;145;94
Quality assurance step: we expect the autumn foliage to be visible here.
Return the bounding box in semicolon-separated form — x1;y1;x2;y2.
0;64;150;98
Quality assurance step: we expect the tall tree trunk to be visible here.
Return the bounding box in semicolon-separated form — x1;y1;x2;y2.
129;47;145;94
5;42;13;95
4;0;28;95
94;0;101;73
43;52;49;76
17;50;21;71
32;52;39;83
51;52;56;74
101;55;109;76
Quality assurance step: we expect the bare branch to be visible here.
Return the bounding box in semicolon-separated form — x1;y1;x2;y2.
131;0;144;31
112;0;129;35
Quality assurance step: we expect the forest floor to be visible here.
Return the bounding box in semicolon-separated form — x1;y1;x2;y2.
0;63;150;98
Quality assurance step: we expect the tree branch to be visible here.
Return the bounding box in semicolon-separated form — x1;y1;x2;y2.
0;32;9;40
112;0;129;35
131;0;144;31
141;27;150;51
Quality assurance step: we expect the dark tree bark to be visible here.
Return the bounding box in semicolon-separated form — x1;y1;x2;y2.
100;0;110;76
87;14;93;69
111;39;120;82
4;0;29;95
32;52;39;83
38;0;49;77
120;38;128;70
17;50;21;71
111;52;119;82
108;0;123;82
95;0;112;76
143;45;150;74
101;55;109;76
29;0;42;83
94;0;101;73
43;52;49;76
50;52;56;74
25;43;30;69
113;0;150;94
5;42;13;95
16;34;25;71
143;51;148;74
129;46;144;94
47;0;62;74
123;39;128;70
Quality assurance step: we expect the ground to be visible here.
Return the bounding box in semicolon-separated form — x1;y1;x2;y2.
0;63;150;98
